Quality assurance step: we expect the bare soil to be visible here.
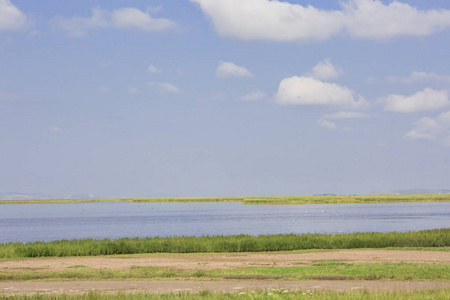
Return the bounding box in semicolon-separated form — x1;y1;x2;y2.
1;249;449;295
1;249;449;272
1;280;450;296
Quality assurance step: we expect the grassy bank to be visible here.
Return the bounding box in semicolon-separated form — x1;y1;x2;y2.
1;193;449;205
1;262;448;282
1;289;450;300
1;229;448;259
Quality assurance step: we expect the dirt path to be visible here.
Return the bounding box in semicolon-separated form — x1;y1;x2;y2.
1;249;449;272
1;250;449;295
1;280;449;296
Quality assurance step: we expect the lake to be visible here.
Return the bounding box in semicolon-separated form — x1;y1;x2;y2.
1;202;449;243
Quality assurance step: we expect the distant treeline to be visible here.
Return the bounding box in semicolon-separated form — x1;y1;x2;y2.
1;229;448;259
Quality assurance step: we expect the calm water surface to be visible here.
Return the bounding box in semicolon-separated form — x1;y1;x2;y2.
1;202;449;243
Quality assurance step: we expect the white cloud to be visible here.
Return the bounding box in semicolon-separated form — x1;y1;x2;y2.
191;0;450;41
159;83;179;93
318;119;338;130
310;59;342;80
405;111;450;146
387;71;450;84
148;82;180;93
111;7;175;32
342;0;450;39
380;88;449;113
318;111;368;132
239;91;267;101
51;8;108;38
51;7;175;37
148;64;161;74
405;117;438;140
216;61;253;78
191;0;344;42
323;111;370;119
275;76;367;109
0;0;27;30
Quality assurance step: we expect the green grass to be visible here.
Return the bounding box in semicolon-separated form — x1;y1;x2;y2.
0;229;448;259
1;193;449;205
1;262;448;282
66;265;87;269
208;262;450;281
1;289;450;300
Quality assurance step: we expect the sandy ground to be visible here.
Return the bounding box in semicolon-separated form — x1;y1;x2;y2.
1;249;449;271
1;249;449;295
1;280;449;296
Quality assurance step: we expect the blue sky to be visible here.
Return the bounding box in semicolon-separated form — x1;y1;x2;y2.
1;0;450;198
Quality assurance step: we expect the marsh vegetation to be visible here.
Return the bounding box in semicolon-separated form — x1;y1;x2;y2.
1;193;449;205
1;229;448;259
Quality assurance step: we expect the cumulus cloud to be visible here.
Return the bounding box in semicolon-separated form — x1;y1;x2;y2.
191;0;344;42
147;64;161;74
387;71;450;84
342;0;450;39
405;111;450;146
216;61;253;78
0;0;27;30
323;111;370;119
380;88;449;113
317;119;338;130
51;7;176;37
191;0;450;42
275;76;366;109
239;91;267;101
310;59;342;80
148;82;180;93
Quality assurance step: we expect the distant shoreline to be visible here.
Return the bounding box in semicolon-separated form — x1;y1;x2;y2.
1;193;449;205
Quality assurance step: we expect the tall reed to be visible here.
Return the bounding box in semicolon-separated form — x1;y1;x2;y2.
0;228;448;259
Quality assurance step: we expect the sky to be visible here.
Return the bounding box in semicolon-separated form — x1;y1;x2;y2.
1;0;450;198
